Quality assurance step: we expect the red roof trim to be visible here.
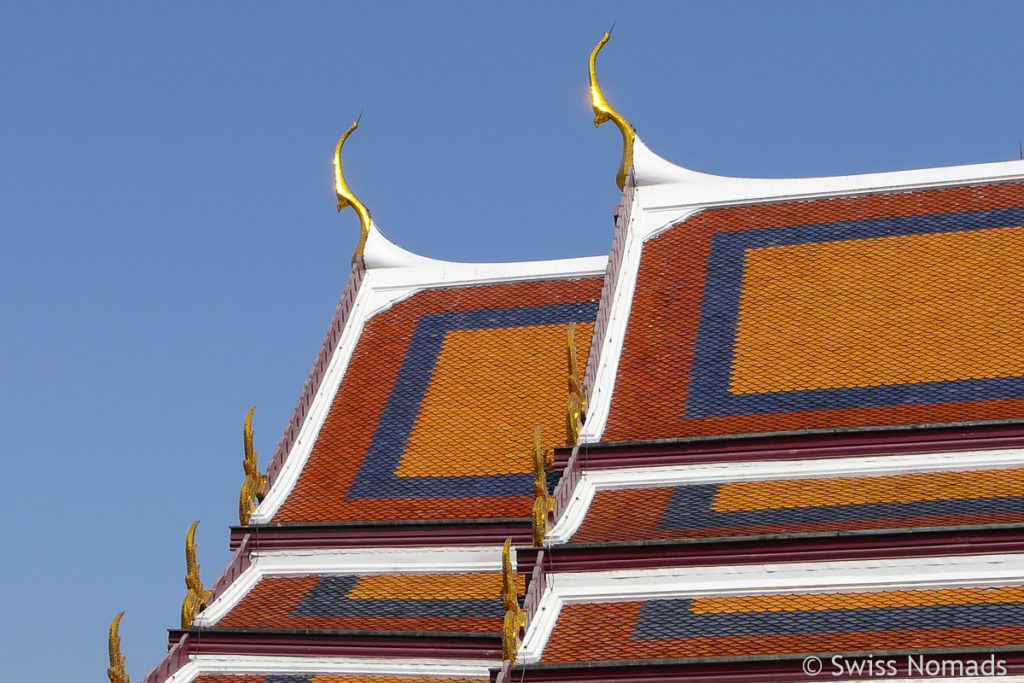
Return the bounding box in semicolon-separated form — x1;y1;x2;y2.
229;518;531;551
567;419;1024;471
518;525;1024;575
166;627;501;660
497;648;1024;682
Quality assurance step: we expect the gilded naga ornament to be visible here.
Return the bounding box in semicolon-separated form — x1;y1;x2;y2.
531;426;555;546
565;323;587;445
500;538;527;664
107;611;129;683
238;406;266;525
180;520;212;630
334;117;373;265
590;30;635;191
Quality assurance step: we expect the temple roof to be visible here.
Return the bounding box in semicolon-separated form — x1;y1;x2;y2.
251;249;605;526
588;167;1024;444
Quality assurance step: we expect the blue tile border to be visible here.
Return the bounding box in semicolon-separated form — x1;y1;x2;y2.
685;207;1024;418
346;301;599;499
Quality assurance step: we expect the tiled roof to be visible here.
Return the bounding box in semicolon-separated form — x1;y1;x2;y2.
195;677;478;683
572;467;1024;543
275;278;601;523
541;585;1024;663
604;181;1024;442
216;572;523;633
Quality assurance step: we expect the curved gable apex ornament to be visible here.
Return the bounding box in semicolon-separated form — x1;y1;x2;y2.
590;30;636;191
180;520;212;630
334;117;373;266
238;406;267;525
107;611;129;683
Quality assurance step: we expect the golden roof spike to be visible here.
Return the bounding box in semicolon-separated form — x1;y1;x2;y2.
589;30;635;190
180;520;212;630
238;406;267;525
334;116;372;265
107;611;130;683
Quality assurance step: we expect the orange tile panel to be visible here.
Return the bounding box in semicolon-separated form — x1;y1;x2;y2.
398;322;593;477
344;572;523;600
274;277;602;523
732;225;1024;393
604;180;1024;442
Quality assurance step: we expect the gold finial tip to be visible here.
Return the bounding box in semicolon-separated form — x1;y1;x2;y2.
332;116;373;263
588;30;634;191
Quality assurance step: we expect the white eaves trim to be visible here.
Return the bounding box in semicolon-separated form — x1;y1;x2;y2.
196;545;508;627
581;136;1024;443
518;552;1024;665
546;447;1024;545
251;234;607;524
163;654;494;682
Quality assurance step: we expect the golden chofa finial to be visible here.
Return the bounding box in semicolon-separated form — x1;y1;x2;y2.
531;426;555;547
334;116;372;265
238;406;267;525
590;30;635;191
107;611;130;683
180;520;212;630
500;538;527;664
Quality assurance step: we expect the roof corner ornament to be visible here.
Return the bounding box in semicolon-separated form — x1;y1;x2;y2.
590;30;636;191
107;611;130;683
334;116;372;266
180;520;212;630
238;406;267;525
565;323;587;446
531;426;555;547
501;538;527;664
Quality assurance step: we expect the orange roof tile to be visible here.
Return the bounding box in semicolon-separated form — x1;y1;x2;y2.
275;278;601;523
604;181;1024;442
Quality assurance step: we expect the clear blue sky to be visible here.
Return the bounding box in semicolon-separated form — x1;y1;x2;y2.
3;3;1024;680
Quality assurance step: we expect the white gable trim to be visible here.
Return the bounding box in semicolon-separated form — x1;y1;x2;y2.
581;137;1024;443
251;246;607;524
